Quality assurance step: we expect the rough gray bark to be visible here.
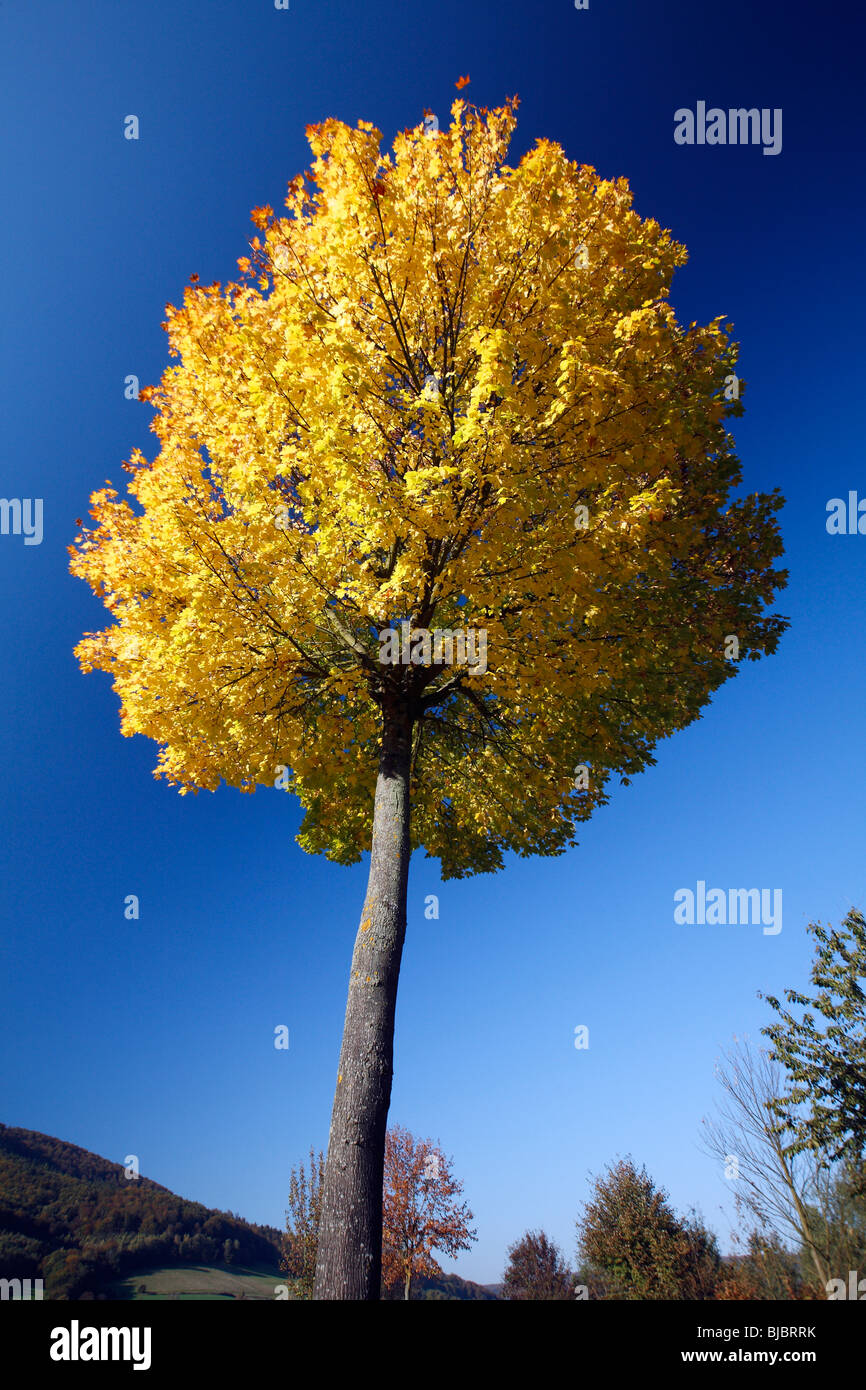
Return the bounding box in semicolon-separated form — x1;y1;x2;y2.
313;696;413;1299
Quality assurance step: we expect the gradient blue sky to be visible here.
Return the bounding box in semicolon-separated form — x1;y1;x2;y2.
1;0;864;1283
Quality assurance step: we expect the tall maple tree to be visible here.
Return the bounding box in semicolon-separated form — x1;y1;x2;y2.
381;1124;476;1299
70;92;787;1298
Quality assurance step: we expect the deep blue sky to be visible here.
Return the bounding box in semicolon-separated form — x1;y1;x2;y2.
1;0;864;1283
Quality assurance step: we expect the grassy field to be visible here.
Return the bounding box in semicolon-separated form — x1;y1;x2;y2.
111;1263;291;1301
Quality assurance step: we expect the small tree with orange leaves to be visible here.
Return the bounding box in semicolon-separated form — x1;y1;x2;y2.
382;1124;476;1299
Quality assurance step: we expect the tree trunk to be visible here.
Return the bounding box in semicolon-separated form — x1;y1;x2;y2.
313;696;413;1299
788;1179;830;1289
771;1135;831;1289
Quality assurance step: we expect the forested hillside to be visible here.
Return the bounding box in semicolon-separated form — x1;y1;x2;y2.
0;1124;282;1299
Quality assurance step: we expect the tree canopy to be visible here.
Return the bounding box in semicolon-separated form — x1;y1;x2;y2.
70;95;787;881
762;908;866;1179
576;1156;721;1300
502;1228;574;1300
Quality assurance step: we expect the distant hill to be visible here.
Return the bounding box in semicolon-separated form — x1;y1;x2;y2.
409;1271;500;1300
0;1124;282;1299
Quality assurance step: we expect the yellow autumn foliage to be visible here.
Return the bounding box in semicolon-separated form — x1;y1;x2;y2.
70;97;787;878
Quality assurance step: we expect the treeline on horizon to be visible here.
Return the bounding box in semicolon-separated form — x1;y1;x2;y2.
501;1154;866;1302
4;908;864;1300
0;1124;282;1300
282;909;866;1300
3;1119;865;1301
